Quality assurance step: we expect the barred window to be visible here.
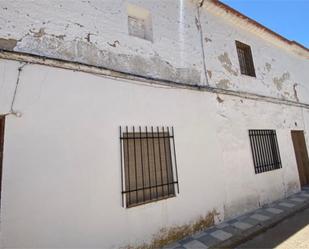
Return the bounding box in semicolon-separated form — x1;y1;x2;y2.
120;126;179;208
249;130;282;174
236;41;256;77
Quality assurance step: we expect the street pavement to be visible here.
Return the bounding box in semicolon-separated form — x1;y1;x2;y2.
163;188;309;249
236;207;309;249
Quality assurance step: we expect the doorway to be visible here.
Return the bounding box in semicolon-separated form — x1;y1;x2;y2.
291;130;309;187
0;116;4;203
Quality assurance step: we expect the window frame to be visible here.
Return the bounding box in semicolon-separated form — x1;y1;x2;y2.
249;129;282;174
235;40;256;77
119;126;179;208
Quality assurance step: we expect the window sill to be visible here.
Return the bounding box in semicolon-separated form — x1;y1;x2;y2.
240;73;256;78
126;193;176;208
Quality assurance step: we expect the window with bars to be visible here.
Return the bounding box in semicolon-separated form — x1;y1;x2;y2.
120;126;179;208
236;41;256;77
249;130;282;174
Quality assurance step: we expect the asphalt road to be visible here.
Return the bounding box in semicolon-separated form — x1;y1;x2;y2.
236;207;309;249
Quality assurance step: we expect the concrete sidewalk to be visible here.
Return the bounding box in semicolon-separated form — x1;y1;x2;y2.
163;187;309;249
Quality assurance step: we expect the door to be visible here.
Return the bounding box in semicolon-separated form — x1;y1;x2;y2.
0;116;4;202
291;130;309;187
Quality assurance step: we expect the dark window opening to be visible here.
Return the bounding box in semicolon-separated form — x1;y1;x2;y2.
236;41;256;77
120;126;179;208
249;130;282;174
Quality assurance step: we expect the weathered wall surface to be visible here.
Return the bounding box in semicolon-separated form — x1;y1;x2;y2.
200;3;309;103
0;59;304;248
0;0;204;85
1;0;308;98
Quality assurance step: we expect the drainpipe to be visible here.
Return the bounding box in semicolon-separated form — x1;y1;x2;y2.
196;0;210;86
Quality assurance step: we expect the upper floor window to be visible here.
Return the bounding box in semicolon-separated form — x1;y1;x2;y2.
236;41;256;77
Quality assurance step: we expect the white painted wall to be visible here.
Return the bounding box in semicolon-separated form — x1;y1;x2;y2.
0;0;308;248
0;59;304;248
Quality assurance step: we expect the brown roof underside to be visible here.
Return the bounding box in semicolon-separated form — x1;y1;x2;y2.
210;0;309;53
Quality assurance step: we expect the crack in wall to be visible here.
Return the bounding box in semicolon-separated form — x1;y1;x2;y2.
293;83;299;102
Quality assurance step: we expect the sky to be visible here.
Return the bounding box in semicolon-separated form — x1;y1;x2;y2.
221;0;309;48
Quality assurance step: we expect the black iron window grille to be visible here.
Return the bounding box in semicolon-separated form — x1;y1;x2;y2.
120;126;179;208
236;41;256;77
249;130;282;174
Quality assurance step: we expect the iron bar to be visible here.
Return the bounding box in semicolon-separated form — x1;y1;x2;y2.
162;127;170;195
151;126;159;199
121;181;179;194
133;126;138;204
157;126;164;197
145;126;152;201
139;126;145;202
120;126;124;207
168;127;176;193
172;127;179;193
126;126;130;205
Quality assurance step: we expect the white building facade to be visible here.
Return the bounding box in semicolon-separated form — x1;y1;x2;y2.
0;0;309;248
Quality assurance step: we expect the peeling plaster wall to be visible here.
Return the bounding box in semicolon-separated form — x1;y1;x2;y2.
0;59;305;248
0;0;308;100
200;8;309;103
0;0;204;85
